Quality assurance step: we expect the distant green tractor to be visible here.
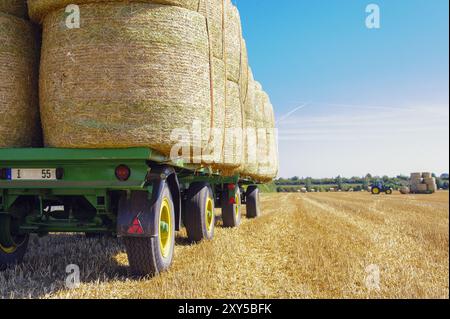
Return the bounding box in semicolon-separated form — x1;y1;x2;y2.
371;183;393;195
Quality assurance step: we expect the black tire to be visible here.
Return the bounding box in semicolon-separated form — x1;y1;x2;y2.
221;185;242;228
246;186;261;219
0;214;29;271
123;184;175;277
185;183;215;242
385;189;393;195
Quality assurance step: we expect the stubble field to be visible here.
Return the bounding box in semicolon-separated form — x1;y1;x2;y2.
1;191;448;299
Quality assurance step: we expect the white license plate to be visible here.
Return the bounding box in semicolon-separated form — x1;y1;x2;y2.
10;169;57;181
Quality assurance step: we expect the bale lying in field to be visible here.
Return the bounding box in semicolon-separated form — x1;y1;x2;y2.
0;0;28;18
0;12;40;147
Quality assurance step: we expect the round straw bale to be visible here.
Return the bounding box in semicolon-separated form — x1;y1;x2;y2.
39;3;212;157
416;184;428;192
427;183;437;193
0;13;40;147
423;177;436;185
422;172;432;179
222;80;243;173
240;37;249;104
258;95;278;180
410;172;422;179
241;69;258;177
266;101;278;178
254;83;271;180
224;0;241;83
0;0;28;18
400;186;410;194
198;0;224;60
28;0;202;23
206;57;226;165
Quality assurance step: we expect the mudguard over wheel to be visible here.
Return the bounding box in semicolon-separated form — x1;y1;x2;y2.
123;184;175;277
221;185;242;228
185;183;215;242
246;186;261;219
0;214;29;271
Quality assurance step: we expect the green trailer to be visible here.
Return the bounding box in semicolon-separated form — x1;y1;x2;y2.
0;147;261;276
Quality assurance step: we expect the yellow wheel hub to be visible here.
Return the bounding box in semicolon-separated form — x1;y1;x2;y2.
234;193;240;218
373;188;380;194
0;243;17;254
159;198;172;258
205;197;214;233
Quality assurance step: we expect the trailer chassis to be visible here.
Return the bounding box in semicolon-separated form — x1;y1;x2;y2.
0;148;261;275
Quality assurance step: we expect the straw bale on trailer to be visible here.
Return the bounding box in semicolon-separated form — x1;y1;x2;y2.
30;0;226;58
198;0;224;59
30;0;279;181
0;13;40;147
28;0;202;22
0;0;28;18
222;80;243;172
39;3;212;156
224;0;241;83
241;69;258;178
254;84;277;181
239;37;249;103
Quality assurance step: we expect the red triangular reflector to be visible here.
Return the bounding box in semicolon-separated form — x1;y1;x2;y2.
128;216;144;234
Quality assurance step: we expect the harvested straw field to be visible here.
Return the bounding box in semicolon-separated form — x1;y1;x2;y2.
1;191;448;299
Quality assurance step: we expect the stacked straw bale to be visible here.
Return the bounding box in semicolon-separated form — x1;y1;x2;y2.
422;172;432;179
424;177;437;192
409;172;437;194
38;2;212;156
0;0;28;18
241;68;258;178
28;0;201;23
223;80;243;170
29;0;279;181
224;1;241;83
0;7;40;147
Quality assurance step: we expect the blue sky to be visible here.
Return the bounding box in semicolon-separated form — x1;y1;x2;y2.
234;0;449;178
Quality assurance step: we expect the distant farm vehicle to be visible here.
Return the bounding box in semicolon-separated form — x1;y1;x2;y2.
371;183;393;195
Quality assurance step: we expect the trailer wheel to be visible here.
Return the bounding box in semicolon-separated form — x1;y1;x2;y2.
185;183;215;242
0;214;29;271
246;186;261;219
124;184;175;277
221;185;242;228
